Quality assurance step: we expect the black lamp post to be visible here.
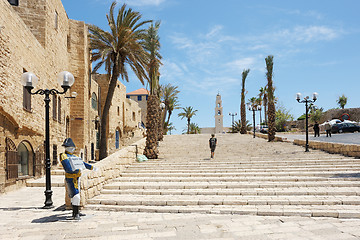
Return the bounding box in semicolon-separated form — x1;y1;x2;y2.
248;104;261;138
229;112;237;132
21;71;75;208
296;92;318;152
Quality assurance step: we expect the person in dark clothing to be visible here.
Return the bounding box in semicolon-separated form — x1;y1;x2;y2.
209;134;217;159
313;122;320;137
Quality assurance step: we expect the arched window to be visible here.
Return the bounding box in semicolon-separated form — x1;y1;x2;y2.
218;110;221;115
91;92;98;110
17;141;34;176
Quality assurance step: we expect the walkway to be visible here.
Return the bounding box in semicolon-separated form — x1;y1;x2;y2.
1;134;360;239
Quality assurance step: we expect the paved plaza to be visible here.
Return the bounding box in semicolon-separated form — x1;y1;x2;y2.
1;134;360;239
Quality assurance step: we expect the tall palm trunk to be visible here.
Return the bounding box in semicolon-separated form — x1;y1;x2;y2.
144;95;159;158
265;55;276;142
240;69;250;134
263;95;268;125
99;61;119;160
187;118;191;134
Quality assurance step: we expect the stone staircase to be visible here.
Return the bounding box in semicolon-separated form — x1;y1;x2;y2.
85;134;360;218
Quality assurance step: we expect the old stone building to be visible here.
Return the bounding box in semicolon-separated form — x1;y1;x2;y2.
126;88;149;127
0;0;142;192
94;74;143;156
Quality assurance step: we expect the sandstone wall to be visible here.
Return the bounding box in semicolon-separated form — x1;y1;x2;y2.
64;138;146;207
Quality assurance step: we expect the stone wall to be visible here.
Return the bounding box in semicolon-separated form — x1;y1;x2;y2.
64;138;146;207
293;139;360;158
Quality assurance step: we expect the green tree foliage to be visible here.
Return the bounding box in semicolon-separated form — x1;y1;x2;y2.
231;120;251;133
188;123;201;134
240;69;250;134
337;94;348;109
309;105;324;123
160;83;180;134
88;2;150;159
178;106;198;134
275;105;293;132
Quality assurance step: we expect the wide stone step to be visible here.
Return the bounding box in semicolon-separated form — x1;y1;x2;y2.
103;181;360;189
120;172;360;178
113;176;359;182
100;187;360;196
87;194;360;206
26;175;65;187
85;204;360;218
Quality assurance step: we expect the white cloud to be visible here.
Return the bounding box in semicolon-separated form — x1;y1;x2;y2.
122;0;166;7
270;25;341;43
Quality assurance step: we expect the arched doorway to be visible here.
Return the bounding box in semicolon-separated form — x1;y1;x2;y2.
17;141;34;177
115;130;120;149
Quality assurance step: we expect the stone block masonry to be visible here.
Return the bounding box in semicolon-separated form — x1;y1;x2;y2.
65;138;146;207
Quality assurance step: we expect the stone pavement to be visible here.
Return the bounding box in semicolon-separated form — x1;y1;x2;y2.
1;134;360;239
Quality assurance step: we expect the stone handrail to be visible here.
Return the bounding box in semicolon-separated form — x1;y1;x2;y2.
65;138;146;207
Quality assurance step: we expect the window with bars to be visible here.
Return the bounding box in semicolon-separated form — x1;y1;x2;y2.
58;97;61;123
52;145;57;165
52;95;57;120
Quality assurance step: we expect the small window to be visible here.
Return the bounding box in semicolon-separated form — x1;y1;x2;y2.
23;87;32;111
91;92;98;110
146;95;148;100
137;95;142;101
58;97;61;123
52;95;57;120
126;95;130;99
54;11;58;30
117;106;120;116
67;35;71;52
8;0;18;6
132;112;136;121
218;110;221;115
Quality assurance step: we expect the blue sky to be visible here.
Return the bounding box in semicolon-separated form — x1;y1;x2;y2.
63;0;360;134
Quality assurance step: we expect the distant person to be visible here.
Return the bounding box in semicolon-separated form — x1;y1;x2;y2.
313;122;320;137
325;120;332;137
209;134;217;159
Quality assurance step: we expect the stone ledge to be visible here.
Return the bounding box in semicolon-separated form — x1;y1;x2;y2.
293;139;360;158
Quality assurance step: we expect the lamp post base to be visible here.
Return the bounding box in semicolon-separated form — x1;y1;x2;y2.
43;190;53;209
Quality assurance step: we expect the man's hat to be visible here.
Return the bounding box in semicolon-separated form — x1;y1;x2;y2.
62;138;76;148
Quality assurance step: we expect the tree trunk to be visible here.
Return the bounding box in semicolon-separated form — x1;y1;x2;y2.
240;95;247;134
187;118;190;134
99;65;119;160
158;103;163;141
267;99;276;141
144;95;159;159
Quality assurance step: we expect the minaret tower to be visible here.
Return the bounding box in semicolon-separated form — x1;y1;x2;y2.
214;93;223;134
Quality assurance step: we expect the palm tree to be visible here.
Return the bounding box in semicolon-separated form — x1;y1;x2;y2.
143;21;162;159
256;96;263;127
258;87;267;124
160;83;180;133
337;94;348;109
189;123;201;134
240;69;250;134
178;106;198;134
89;2;150;160
167;122;176;135
165;97;180;134
265;55;276;141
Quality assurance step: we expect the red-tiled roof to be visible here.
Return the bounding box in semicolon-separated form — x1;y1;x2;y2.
126;88;149;95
